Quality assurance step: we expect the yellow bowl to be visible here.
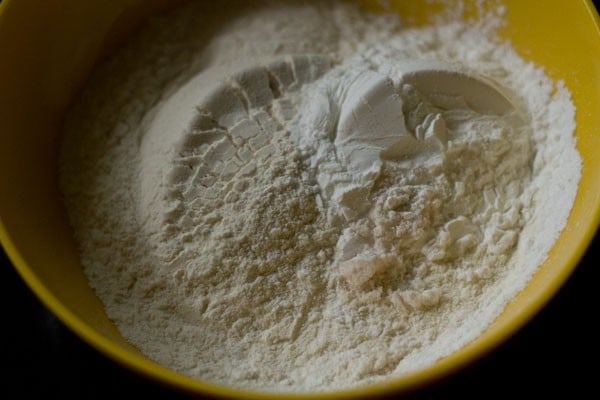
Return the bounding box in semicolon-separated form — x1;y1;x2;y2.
1;0;599;398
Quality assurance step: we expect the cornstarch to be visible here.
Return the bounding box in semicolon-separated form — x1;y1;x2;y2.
60;0;581;392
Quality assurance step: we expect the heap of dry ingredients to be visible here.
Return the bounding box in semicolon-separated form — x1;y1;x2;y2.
60;0;581;392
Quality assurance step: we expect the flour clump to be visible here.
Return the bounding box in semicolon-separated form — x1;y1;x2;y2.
60;0;581;392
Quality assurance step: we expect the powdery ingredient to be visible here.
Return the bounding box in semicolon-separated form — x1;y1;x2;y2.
60;0;581;392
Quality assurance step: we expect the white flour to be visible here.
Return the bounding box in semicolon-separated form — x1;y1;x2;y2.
60;0;581;392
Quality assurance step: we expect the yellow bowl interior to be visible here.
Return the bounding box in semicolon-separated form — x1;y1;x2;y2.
1;0;599;398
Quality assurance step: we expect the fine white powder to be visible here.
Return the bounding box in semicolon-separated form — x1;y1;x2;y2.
60;0;581;392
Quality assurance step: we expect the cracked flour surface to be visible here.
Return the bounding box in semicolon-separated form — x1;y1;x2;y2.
60;0;580;392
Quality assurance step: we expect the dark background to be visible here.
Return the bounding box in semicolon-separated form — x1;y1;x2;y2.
2;1;599;398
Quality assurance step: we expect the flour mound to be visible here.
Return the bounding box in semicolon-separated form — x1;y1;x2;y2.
60;0;580;392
